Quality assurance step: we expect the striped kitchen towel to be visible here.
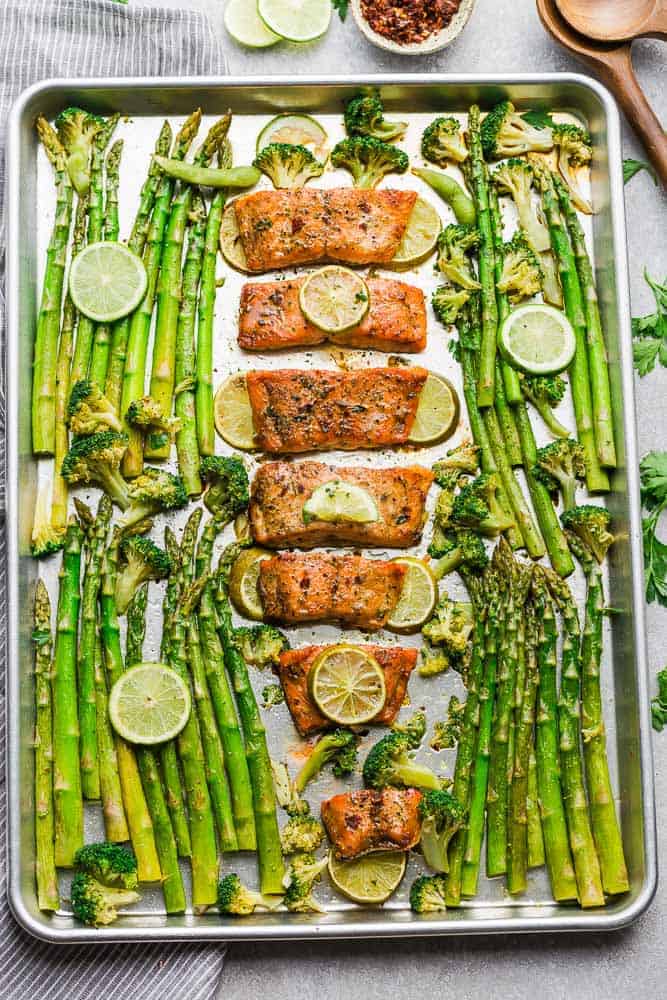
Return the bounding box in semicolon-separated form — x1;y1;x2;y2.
0;3;227;998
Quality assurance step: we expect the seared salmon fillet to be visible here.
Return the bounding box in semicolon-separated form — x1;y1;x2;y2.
276;644;417;736
250;461;434;549
258;552;406;630
233;188;417;272
245;367;428;454
321;788;423;859
238;277;427;353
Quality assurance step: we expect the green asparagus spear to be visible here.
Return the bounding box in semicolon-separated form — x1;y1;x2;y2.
507;601;538;894
33;580;59;910
93;631;129;842
526;748;545;869
487;179;523;405
88;139;123;389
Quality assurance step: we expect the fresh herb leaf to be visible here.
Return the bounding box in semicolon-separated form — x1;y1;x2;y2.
640;452;667;606
632;337;661;376
521;110;556;130
332;0;349;20
632;270;667;376
651;667;667;733
623;158;657;186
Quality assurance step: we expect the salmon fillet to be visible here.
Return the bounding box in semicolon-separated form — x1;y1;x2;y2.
276;644;417;736
233;188;417;272
321;788;423;859
258;552;406;630
246;367;428;454
238;277;427;353
250;461;434;549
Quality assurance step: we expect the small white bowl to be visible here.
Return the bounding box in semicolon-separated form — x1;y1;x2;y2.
351;0;476;55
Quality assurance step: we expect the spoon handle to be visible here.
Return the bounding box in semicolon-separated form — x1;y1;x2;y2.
601;47;667;186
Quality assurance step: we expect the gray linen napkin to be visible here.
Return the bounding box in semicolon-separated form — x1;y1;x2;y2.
0;2;227;997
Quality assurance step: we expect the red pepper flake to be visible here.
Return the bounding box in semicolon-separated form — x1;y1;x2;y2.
360;0;461;45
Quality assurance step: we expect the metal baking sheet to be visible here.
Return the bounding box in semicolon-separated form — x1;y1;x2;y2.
5;74;657;942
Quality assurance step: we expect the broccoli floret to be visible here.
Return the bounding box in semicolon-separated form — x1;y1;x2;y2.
199;455;250;523
70;872;140;926
119;467;188;531
534;439;586;510
421;116;468;166
125;395;180;447
271;759;309;817
217;873;282;915
253;142;325;190
294;729;359;792
561;505;615;563
481;101;553;159
30;483;66;558
429;696;466;750
432;441;480;484
436;224;481;291
362;733;441;791
422;594;473;655
418;788;465;873
419;641;452;678
330;136;409;189
409;873;448;913
392;710;427;749
67;379;122;436
55;107;105;194
521;373;570;439
114;536;171;614
492;159;551;254
282;853;328;913
344;92;408;141
428;480;461;557
61;431;130;509
74;842;138;890
497;231;543;303
234;624;290;668
280;815;325;855
553;123;592;215
430;528;488;581
450;473;516;536
432;285;470;326
262;684;285;709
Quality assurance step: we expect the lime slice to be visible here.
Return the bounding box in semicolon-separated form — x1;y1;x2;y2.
409;372;460;446
69;242;147;323
108;663;191;745
213;374;256;450
229;547;272;620
389;197;441;268
220;202;250;272
328;850;407;904
224;0;281;47
257;113;328;157
387;556;438;634
302;479;379;525
299;266;370;334
308;645;386;726
499;303;576;375
258;0;332;42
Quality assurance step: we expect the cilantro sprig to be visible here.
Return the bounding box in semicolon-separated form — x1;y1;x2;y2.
640;451;667;606
632;271;667;377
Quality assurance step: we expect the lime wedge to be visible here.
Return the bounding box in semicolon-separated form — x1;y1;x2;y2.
257;113;328;157
409;372;460;446
220;202;250;272
308;645;386;726
499;303;576;375
229;547;272;621
224;0;281;47
108;663;191;745
69;242;147;323
390;197;441;268
258;0;332;42
302;479;379;525
299;266;370;334
387;556;438;634
213;374;256;450
328;850;407;903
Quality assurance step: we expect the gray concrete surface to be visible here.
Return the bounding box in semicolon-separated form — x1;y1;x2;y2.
156;1;666;996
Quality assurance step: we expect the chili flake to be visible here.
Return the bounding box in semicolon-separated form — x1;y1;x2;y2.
360;0;461;45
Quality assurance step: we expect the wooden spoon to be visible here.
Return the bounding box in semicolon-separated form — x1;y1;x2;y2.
537;0;667;186
555;0;667;43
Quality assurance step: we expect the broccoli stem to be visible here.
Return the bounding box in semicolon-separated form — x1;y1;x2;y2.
526;748;545;869
488;173;523;406
88;139;123;390
32;118;74;456
126;585;187;913
120;111;201;477
33;581;59;910
52;522;84;866
93;632;129;843
533;574;578;901
507;601;538;895
556;179;616;470
105;121;173;414
522;380;571;439
534;167;610;494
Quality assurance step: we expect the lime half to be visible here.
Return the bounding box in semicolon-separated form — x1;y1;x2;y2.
387;556;438;634
499;303;576;375
258;0;332;42
257;113;328;157
108;663;191;745
229;547;272;621
328;850;407;904
214;374;256;450
309;645;386;726
69;242;147;323
390;197;441;268
224;0;281;47
302;480;379;525
299;266;370;334
220;202;250;272
409;372;460;446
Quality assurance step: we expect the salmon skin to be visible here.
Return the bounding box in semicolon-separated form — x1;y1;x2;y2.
250;461;434;550
276;644;417;736
321;788;423;859
233;188;417;272
259;551;406;630
246;366;428;454
238;277;427;353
